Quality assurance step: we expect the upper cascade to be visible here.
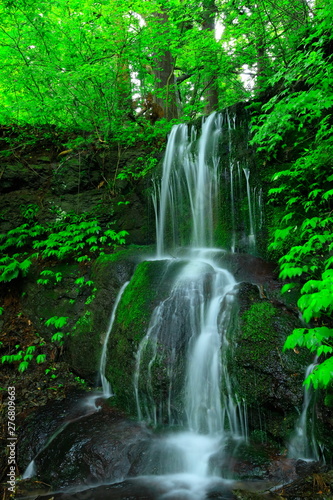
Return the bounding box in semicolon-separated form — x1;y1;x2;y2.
153;111;260;257
154;112;223;256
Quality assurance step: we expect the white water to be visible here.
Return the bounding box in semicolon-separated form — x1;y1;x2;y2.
154;112;260;257
133;114;249;496
288;361;319;461
227;111;236;253
243;167;255;249
99;281;130;397
155;113;223;256
22;459;36;479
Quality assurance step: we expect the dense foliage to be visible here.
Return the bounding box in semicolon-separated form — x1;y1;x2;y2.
1;0;332;389
251;6;333;388
0;207;127;371
0;0;313;135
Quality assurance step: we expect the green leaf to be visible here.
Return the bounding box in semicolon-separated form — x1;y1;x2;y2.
283;328;306;350
51;332;64;342
36;354;47;363
18;361;29;372
279;266;304;279
281;283;296;294
323;189;333;200
45;316;69;328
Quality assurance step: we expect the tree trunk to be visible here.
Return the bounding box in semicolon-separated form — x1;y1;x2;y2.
201;0;219;114
151;10;179;121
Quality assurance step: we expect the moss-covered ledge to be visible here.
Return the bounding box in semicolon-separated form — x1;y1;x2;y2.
231;282;312;444
105;258;187;414
64;250;141;382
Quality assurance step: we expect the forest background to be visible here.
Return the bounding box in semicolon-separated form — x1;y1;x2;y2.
0;0;333;389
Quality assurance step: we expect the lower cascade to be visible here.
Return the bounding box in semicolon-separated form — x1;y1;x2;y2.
133;252;246;491
288;360;320;462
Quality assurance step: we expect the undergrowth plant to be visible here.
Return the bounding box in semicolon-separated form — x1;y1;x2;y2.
0;212;128;283
251;15;333;388
268;142;333;387
0;210;128;373
1;344;46;373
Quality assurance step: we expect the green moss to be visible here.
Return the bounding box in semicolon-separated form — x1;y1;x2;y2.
232;300;280;404
116;261;154;331
214;222;230;249
242;301;276;341
232;292;312;445
93;245;155;268
65;309;100;380
105;259;170;413
235;301;279;370
324;393;333;407
72;310;93;333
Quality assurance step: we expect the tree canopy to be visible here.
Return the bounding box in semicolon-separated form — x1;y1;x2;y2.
0;0;318;136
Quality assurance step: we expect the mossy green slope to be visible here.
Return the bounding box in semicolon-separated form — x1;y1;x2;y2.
105;259;173;413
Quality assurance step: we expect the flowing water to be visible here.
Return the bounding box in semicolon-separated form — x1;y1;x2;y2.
19;112;323;500
99;281;130;397
132;113;250;496
243;168;255;249
288;360;319;461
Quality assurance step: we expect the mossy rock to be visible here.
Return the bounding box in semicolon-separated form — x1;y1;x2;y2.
231;283;312;443
105;258;187;415
65;251;138;382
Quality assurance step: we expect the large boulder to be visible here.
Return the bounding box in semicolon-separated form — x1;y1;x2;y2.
18;396;151;489
230;282;312;443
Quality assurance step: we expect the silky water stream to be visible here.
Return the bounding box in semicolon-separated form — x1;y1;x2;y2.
131;255;246;499
128;113;249;498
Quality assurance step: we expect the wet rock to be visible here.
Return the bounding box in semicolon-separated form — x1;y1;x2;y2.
219;254;278;289
30;405;152;489
17;390;97;470
21;480;156;500
64;256;137;382
105;258;189;415
268;457;298;483
231;282;312;443
295;459;321;477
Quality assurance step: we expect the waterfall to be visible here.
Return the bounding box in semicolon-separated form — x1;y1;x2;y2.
99;281;130;397
154;112;259;256
132;113;249;491
243;167;255;249
155;124;189;257
288;360;319;461
230;162;236;253
227;111;236;253
155;114;224;255
22;459;36;480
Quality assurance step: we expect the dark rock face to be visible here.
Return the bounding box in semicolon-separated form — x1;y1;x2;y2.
18;252;140;384
295;459;322;477
106;258;189;415
17;390;94;469
64;256;137;382
36;412;151;489
19;396;152;489
0;145;155;245
231;281;311;442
